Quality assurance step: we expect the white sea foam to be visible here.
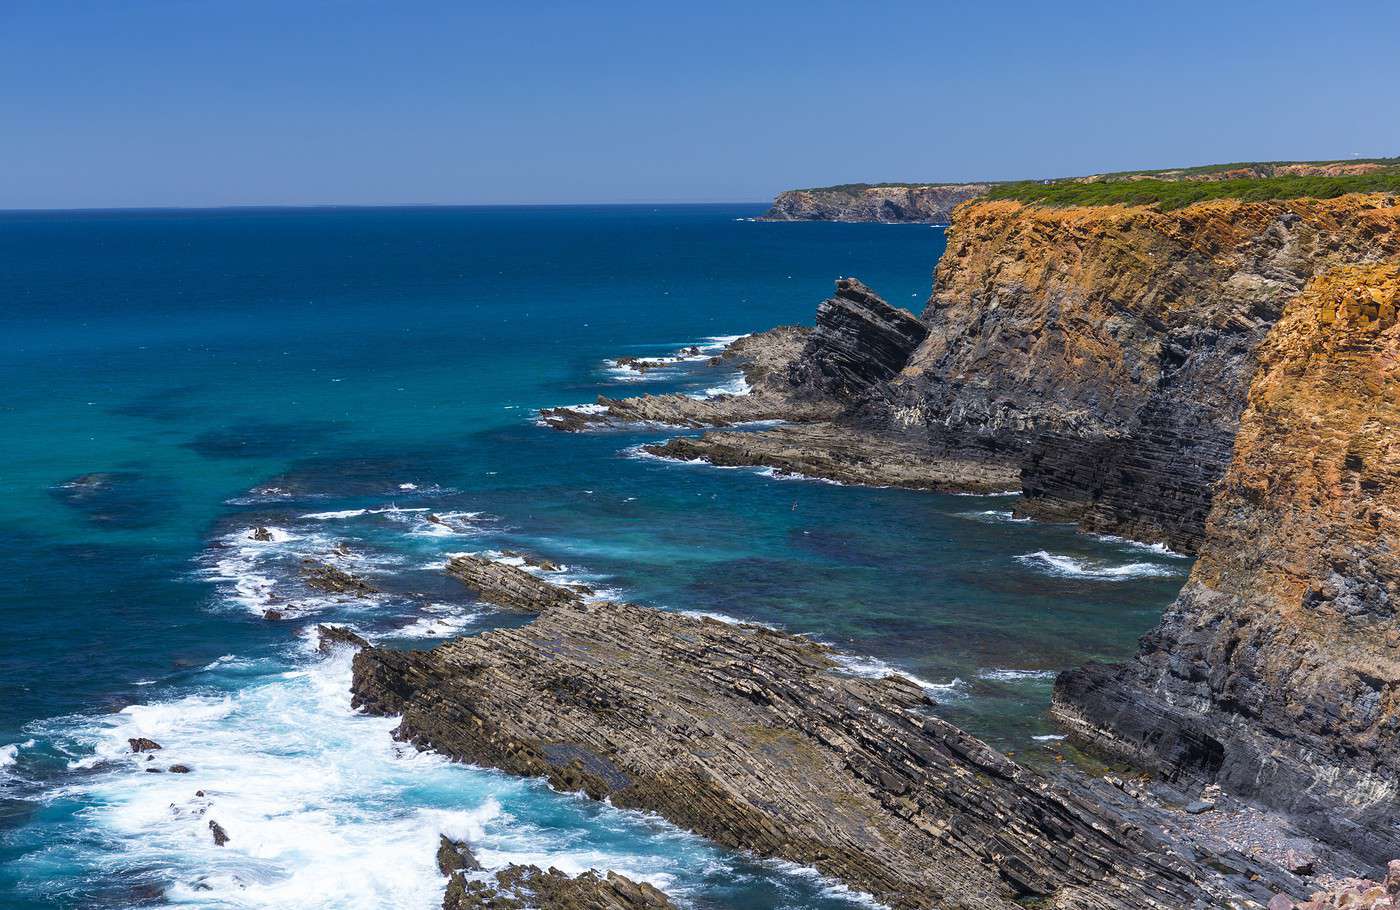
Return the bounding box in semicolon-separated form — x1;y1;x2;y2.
1032;734;1068;742
299;506;430;521
1014;551;1179;580
948;489;1022;497
958;509;1030;524
689;373;750;399
391;603;483;640
754;466;848;486
977;668;1057;682
1091;533;1189;558
831;654;966;700
36;648;790;909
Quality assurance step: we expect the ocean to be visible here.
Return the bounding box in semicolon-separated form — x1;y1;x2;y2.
0;204;1189;908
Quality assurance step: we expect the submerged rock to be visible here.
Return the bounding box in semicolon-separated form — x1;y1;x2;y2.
299;559;377;597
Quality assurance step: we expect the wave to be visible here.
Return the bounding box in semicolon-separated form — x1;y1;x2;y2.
1014;550;1180;580
1091;533;1190;558
299;506;431;521
390;604;483;640
958;509;1030;524
1031;734;1067;742
977;668;1057;682
831;654;966;700
948;489;1021;497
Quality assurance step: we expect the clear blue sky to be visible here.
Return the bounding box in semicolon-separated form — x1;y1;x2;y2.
3;0;1398;208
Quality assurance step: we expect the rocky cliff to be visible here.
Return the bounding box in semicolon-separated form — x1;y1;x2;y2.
763;183;990;223
1053;263;1400;862
870;194;1400;550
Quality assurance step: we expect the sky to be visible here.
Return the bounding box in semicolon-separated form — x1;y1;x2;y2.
2;0;1398;209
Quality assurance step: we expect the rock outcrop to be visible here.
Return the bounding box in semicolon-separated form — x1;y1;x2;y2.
349;568;1307;910
442;865;675;910
762;183;991;223
874;194;1400;550
1053;263;1400;862
645;423;1018;491
445;553;581;612
1276;859;1400;909
788;277;930;400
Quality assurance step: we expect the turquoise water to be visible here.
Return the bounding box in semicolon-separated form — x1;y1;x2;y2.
0;205;1189;908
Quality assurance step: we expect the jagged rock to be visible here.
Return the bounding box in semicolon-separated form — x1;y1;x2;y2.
645;422;1018;492
1054;264;1400;863
761;183;991;223
351;571;1269;909
262;608;284;621
1285;859;1400;909
129;737;161;753
316;624;370;653
788;278;929;400
446;554;582;612
443;865;675;910
299;559;377;596
168;765;192;773
208;820;230;847
436;834;482;876
249;526;274;542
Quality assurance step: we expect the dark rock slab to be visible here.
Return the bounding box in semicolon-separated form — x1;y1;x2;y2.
443;865;675;910
789;278;929;401
299;560;377;597
352;573;1266;909
445;554;582;612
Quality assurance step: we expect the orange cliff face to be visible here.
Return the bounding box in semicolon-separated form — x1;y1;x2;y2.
867;194;1400;550
1054;263;1400;864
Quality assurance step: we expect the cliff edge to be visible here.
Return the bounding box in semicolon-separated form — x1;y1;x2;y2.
1054;263;1400;862
762;183;991;223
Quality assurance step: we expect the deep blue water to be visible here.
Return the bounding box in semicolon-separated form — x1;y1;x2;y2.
0;205;1189;908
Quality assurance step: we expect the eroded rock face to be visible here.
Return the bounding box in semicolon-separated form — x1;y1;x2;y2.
349;575;1285;909
445;554;581;612
762;184;991;223
874;194;1400;550
789;278;930;400
1054;264;1400;862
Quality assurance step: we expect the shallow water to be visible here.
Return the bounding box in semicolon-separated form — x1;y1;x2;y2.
0;205;1188;908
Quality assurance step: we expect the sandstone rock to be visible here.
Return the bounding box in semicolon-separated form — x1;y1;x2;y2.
1054;264;1400;862
351;571;1262;909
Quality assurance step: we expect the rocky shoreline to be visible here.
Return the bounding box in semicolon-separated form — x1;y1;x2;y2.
531;191;1400;899
762;183;991;223
346;556;1326;909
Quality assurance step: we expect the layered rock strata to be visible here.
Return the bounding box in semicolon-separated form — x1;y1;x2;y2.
645;423;1018;491
1053;264;1400;862
348;567;1309;910
762;183;991;223
875;194;1400;550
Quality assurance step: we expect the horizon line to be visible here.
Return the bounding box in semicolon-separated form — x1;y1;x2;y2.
0;199;777;215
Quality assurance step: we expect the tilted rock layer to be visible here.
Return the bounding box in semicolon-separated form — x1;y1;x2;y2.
872;194;1400;550
762;183;991;223
1054;263;1400;862
349;588;1278;910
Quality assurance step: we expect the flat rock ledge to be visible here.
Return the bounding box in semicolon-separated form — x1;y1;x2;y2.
350;569;1290;909
645;422;1020;492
